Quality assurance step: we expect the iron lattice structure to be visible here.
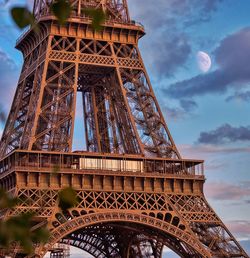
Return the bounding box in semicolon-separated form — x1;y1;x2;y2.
0;0;248;257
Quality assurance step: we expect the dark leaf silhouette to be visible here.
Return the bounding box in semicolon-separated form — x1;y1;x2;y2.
10;2;104;30
4;1;105;255
0;212;49;254
0;188;19;209
0;212;34;253
58;187;78;211
31;227;50;244
51;0;72;25
83;8;106;31
10;7;35;29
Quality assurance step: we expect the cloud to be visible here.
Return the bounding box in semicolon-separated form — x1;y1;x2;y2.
128;0;175;31
163;100;198;121
179;99;197;111
166;27;250;98
127;0;223;78
0;50;16;71
198;124;250;144
144;32;191;78
162;99;198;122
181;144;250;154
205;181;250;201
179;143;250;160
183;0;224;27
205;159;227;171
227;221;250;239
165;70;233;98
128;0;223;31
164;106;186;121
0;49;18;112
226;90;250;103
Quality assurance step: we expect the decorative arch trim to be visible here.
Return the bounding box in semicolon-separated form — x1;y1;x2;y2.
39;212;211;257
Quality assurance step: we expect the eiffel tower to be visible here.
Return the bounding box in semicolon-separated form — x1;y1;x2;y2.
0;0;248;257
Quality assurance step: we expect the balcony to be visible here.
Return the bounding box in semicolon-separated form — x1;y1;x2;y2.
0;150;204;178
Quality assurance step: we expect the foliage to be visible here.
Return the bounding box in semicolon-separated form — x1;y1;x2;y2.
0;0;101;255
0;190;49;254
11;7;35;29
0;183;77;255
0;188;19;209
58;187;78;211
51;0;72;25
83;8;106;31
10;0;106;30
0;212;49;254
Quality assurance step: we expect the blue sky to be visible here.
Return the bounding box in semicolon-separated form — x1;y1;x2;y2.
0;0;250;256
127;1;250;254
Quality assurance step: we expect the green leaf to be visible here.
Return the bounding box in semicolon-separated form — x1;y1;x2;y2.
0;200;49;252
51;0;72;25
0;221;10;248
1;213;35;253
58;187;78;211
31;227;50;244
0;188;19;209
83;8;106;31
11;7;35;29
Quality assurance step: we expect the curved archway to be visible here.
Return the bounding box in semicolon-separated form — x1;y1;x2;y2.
38;212;210;257
61;224;164;258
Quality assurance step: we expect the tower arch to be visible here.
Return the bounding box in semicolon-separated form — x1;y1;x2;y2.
38;212;211;257
0;0;248;257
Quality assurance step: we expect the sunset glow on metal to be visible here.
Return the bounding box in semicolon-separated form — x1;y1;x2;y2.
0;0;249;257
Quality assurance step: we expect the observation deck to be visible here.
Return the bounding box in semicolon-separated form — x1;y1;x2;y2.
0;150;204;194
0;150;203;177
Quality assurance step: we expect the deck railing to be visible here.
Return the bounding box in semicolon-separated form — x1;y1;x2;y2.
0;150;204;177
16;14;144;46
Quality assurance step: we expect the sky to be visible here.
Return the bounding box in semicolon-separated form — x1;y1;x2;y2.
0;0;250;257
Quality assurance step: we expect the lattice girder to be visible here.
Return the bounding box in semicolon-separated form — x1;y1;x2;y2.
1;26;178;158
44;212;211;257
0;0;248;256
3;177;246;257
0;28;48;156
33;0;130;23
61;225;164;258
0;150;248;257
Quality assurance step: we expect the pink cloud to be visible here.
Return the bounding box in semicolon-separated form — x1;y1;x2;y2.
226;220;250;239
204;181;250;201
179;144;250;160
205;160;227;170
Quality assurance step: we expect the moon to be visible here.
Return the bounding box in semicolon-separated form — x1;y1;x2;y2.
197;51;212;73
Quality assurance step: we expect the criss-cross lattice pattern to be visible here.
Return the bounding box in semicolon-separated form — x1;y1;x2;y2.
0;0;248;256
169;195;219;222
33;0;130;23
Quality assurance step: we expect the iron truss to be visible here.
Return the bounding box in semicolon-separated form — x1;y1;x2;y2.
0;0;248;257
0;23;179;158
0;151;248;257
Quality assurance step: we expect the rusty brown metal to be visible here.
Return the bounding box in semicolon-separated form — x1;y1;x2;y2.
0;0;248;257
